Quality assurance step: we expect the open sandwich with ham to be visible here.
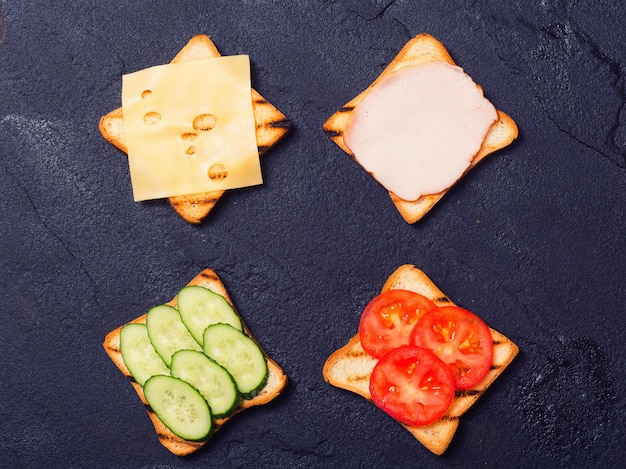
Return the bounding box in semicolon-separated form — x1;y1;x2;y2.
323;34;519;223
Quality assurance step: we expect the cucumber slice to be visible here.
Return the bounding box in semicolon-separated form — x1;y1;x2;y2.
177;286;243;345
120;323;169;386
171;350;240;418
202;324;268;399
146;304;201;366
143;375;212;441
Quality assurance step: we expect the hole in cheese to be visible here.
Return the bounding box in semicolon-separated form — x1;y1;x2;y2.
181;133;198;156
181;132;198;142
143;111;161;126
193;114;217;132
343;62;498;201
141;90;153;100
208;163;228;181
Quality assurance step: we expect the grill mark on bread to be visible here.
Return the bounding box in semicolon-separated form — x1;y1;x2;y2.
439;415;459;422
339;106;354;112
156;431;176;442
171;196;219;207
156;429;196;444
345;349;369;359
350;374;371;383
325;129;343;138
256;118;291;130
267;118;291;129
455;389;482;398
198;270;220;283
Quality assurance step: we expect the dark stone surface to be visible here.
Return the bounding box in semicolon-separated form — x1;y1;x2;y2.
0;1;624;467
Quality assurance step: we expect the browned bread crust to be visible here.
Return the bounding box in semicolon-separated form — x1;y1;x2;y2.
103;268;288;456
323;34;519;223
99;35;291;224
322;264;518;455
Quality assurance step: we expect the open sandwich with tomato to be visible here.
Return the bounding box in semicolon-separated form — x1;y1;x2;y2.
323;264;518;455
103;268;288;456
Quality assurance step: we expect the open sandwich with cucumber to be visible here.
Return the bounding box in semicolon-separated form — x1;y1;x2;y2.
323;265;519;455
103;269;287;456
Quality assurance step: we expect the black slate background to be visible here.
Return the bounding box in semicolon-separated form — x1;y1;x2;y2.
1;1;624;468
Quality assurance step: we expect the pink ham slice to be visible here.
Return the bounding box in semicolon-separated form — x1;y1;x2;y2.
343;62;498;202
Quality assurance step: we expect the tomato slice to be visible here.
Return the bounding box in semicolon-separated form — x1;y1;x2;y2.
359;290;438;358
369;346;455;427
410;306;493;390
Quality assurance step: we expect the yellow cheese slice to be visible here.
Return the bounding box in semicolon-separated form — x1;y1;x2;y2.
121;55;261;201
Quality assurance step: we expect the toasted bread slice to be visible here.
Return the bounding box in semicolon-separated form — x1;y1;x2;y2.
103;268;288;456
323;264;518;455
323;34;519;223
99;35;291;224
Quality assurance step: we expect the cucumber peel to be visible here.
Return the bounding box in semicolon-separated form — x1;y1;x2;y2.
120;323;169;386
177;286;242;345
146;304;202;366
171;350;240;418
202;324;268;399
144;375;213;441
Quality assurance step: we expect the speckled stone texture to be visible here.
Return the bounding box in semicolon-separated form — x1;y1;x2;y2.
0;1;624;468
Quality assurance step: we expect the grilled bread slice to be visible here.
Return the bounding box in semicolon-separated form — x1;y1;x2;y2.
323;34;518;224
99;35;291;224
322;264;518;455
103;268;288;456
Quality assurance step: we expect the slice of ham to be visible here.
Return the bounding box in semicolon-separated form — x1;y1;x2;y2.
343;62;498;202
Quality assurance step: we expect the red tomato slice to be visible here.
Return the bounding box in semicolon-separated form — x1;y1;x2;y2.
370;345;455;427
410;306;493;390
359;290;437;358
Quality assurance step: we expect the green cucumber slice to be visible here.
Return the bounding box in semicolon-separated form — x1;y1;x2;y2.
143;375;212;441
120;323;169;386
171;350;240;418
177;286;243;345
202;324;268;399
146;304;201;366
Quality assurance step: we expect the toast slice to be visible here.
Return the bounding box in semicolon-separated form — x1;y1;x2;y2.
99;35;291;224
323;34;518;223
103;268;288;456
322;264;518;455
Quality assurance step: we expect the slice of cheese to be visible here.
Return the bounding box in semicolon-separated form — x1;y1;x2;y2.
343;62;497;202
121;55;261;202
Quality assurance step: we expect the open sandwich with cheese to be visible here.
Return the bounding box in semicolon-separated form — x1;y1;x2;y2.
323;34;519;223
103;268;288;456
99;35;290;224
323;264;518;455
